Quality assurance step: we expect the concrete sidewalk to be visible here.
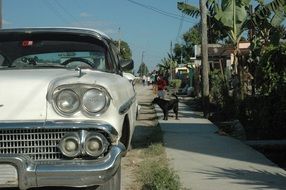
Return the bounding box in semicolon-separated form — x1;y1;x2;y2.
155;101;286;190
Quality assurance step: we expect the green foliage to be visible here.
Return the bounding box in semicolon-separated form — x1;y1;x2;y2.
239;91;286;139
136;128;181;190
210;70;225;106
169;79;182;89
158;53;177;80
113;40;132;60
159;54;177;70
177;3;226;44
183;23;201;45
178;0;286;46
252;0;286;27
137;63;149;77
177;2;200;18
256;44;286;94
239;43;286;139
138;159;181;190
209;70;237;120
173;23;202;65
143;143;164;158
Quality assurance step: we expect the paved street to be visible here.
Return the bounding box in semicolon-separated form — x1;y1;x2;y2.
122;84;286;190
155;98;286;190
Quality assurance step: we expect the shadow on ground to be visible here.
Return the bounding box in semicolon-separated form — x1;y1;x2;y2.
196;167;286;189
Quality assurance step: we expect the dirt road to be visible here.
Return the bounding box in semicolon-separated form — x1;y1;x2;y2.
121;84;158;190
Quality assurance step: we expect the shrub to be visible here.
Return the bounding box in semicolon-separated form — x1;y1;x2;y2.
169;79;182;89
139;159;181;190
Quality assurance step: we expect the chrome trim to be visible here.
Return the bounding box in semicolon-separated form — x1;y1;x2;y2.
0;144;125;190
119;95;136;115
54;89;81;116
81;88;110;117
0;120;118;142
0;121;119;161
75;67;82;77
47;84;111;118
84;132;109;157
58;132;81;158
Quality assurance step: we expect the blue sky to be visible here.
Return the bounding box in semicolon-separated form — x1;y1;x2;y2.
3;0;199;73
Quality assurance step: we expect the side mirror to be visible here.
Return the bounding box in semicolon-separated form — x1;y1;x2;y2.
120;59;134;71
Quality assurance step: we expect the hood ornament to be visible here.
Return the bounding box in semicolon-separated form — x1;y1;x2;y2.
75;67;82;77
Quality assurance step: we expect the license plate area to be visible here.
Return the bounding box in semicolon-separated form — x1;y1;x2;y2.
0;164;18;187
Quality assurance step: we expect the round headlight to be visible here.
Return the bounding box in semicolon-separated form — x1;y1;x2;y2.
56;89;80;114
82;89;107;113
84;133;108;157
59;134;81;158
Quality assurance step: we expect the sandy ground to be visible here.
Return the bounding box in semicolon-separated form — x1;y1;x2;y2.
121;84;158;190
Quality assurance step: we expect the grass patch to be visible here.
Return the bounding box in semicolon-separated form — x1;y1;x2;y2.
143;143;164;156
136;125;182;190
138;158;181;190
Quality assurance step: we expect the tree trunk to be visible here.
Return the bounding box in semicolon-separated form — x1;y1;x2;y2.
200;0;209;117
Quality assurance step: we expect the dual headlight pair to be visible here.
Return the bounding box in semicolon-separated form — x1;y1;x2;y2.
52;85;109;116
58;132;109;158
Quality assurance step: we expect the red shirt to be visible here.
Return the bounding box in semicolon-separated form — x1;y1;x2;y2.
157;78;166;90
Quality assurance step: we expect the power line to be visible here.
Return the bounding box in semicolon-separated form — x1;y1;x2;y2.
125;0;196;24
176;0;188;42
176;13;185;42
54;0;83;26
41;1;70;24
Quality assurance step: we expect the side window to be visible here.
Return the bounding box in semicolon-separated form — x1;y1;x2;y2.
0;54;4;66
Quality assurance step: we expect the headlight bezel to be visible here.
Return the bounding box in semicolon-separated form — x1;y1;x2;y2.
82;88;110;116
58;132;81;158
54;89;81;116
51;84;110;117
84;132;109;157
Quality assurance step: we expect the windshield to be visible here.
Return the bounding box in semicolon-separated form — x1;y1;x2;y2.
0;40;114;72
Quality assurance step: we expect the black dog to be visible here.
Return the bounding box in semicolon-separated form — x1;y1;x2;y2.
152;94;179;120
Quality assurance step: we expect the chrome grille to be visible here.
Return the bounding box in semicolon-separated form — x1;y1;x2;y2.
0;128;78;160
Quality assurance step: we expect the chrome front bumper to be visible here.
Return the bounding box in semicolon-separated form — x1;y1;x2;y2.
0;120;125;190
0;143;125;190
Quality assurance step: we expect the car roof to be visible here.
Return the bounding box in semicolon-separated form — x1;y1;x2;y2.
0;27;111;41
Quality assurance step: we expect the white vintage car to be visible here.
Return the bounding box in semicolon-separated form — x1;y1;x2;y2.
0;28;137;190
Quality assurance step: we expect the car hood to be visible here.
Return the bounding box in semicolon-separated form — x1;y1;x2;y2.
0;69;129;121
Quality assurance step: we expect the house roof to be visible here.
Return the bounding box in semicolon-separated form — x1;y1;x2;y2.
196;43;251;59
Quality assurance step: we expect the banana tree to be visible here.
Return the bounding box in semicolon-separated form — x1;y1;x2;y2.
178;1;227;43
178;0;286;99
247;0;286;95
215;0;250;74
249;0;286;46
178;0;250;73
158;53;177;80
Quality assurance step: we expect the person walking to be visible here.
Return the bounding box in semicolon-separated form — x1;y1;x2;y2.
157;75;167;99
142;75;147;86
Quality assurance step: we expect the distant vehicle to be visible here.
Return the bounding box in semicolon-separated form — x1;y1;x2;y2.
0;27;137;190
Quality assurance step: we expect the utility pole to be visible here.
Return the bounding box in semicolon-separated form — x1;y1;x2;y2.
200;0;209;117
118;27;121;52
170;41;173;58
140;51;145;76
170;41;173;80
0;0;2;29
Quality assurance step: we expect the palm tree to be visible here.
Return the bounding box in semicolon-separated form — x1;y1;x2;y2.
137;63;149;77
158;53;177;80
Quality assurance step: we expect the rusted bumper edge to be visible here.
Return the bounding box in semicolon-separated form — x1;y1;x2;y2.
0;143;125;190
